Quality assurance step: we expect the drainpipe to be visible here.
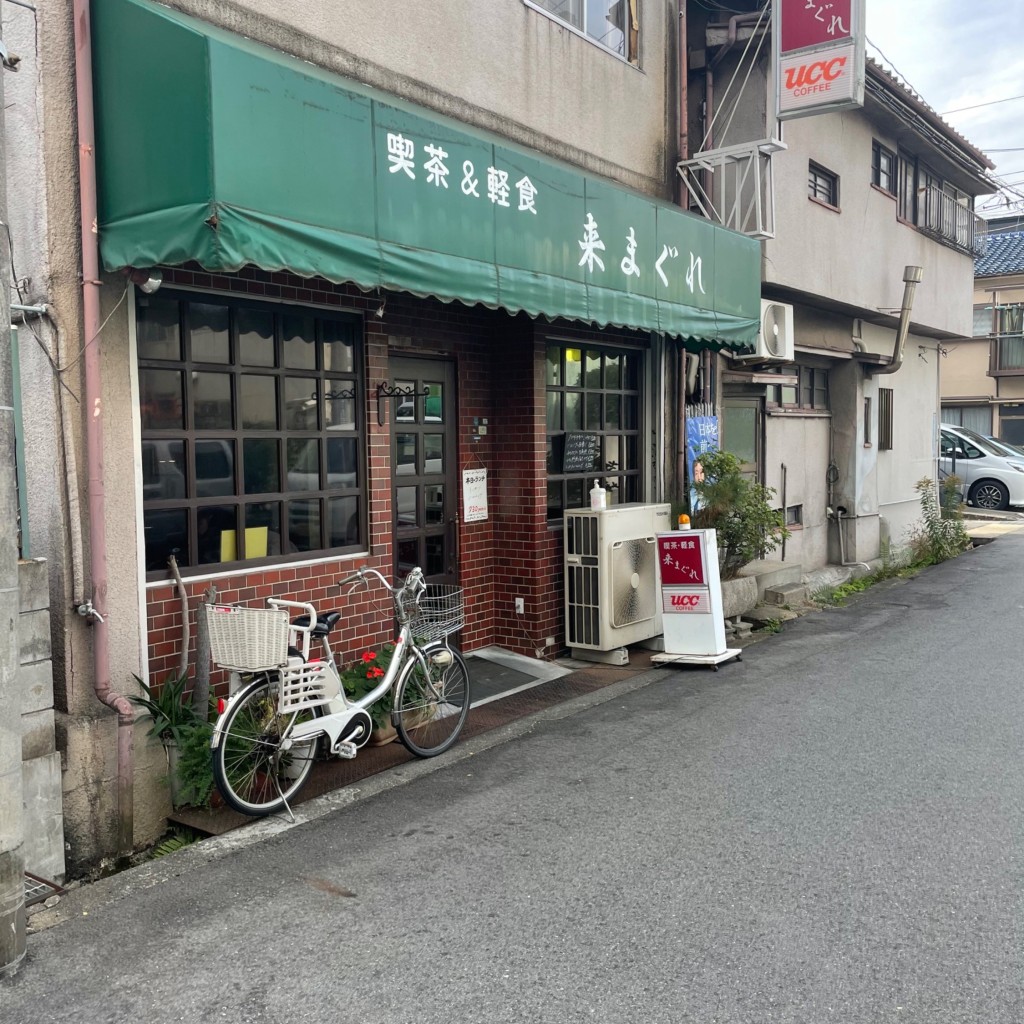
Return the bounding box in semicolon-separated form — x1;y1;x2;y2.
832;507;871;572
73;0;134;856
677;0;688;172
872;265;923;376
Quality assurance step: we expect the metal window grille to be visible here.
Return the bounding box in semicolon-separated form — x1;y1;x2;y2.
878;388;894;451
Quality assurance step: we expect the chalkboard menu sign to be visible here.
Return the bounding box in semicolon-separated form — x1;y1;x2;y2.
562;432;601;474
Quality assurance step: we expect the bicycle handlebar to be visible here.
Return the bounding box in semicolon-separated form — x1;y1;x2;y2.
338;566;426;601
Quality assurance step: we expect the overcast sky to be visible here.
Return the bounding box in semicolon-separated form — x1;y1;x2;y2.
865;1;1024;211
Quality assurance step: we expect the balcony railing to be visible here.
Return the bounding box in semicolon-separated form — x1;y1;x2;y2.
917;185;985;256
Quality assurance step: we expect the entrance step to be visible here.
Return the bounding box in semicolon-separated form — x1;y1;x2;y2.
736;560;803;603
745;605;800;626
763;581;809;608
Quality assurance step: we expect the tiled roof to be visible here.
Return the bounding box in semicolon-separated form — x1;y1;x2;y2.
976;231;1024;277
866;58;993;171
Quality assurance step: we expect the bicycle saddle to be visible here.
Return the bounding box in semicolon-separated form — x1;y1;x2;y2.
291;611;342;638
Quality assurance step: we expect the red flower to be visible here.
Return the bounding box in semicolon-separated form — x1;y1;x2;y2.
366;666;385;679
361;650;377;663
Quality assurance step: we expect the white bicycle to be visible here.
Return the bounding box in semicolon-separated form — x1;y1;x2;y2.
204;566;471;817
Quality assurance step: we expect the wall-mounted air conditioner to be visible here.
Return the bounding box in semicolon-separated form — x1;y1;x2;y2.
735;299;795;362
564;503;671;661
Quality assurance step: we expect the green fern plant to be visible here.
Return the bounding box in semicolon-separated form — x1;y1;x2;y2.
149;828;202;860
128;671;200;746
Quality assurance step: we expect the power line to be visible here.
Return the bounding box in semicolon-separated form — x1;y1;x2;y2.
941;93;1024;116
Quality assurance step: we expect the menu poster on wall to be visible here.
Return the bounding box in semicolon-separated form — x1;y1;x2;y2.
462;468;488;522
562;432;601;474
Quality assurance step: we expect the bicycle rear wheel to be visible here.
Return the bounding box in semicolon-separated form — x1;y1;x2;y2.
394;642;470;757
211;673;321;816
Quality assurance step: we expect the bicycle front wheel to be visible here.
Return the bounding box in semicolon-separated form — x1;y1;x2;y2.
211;673;321;816
394;642;470;757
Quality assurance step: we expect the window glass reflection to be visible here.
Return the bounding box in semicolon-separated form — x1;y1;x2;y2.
144;508;188;572
190;304;229;364
141;439;186;499
282;315;317;369
396;486;417;526
288;499;320;551
195;439;235;497
241;375;277;429
238;307;275;367
193;372;232;430
137;298;181;361
285;377;319;430
140;369;184;429
244;438;279;495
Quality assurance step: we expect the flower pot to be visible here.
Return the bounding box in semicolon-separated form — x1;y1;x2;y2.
162;739;191;809
369;723;397;746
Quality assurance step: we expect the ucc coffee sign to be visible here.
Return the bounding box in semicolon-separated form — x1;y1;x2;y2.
775;0;865;121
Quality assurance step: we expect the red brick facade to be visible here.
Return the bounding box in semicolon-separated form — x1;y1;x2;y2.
144;265;649;686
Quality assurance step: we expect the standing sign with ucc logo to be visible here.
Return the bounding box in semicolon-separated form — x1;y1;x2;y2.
653;529;741;669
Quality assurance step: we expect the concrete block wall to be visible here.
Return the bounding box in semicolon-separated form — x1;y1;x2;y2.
19;558;64;882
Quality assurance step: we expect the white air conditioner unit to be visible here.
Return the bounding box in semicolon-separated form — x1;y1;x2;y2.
564;503;671;658
736;299;795;362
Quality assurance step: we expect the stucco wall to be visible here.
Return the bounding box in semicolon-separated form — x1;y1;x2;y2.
156;0;675;197
766;112;976;337
941;337;992;403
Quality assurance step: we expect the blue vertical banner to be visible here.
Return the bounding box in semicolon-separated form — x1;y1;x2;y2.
686;414;719;513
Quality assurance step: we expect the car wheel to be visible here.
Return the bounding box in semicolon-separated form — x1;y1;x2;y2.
969;479;1009;511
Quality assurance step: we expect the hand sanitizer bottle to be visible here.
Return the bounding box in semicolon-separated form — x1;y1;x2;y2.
590;480;607;510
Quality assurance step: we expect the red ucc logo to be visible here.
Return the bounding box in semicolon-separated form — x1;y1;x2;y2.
784;56;847;93
671;594;702;608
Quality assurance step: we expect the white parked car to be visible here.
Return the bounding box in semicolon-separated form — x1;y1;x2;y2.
939;424;1024;511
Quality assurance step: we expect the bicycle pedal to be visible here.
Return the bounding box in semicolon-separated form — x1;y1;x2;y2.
331;740;358;759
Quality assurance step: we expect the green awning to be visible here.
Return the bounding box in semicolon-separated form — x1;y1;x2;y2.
91;0;760;349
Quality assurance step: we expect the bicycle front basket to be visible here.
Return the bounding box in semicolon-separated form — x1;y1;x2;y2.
205;605;290;671
410;584;464;642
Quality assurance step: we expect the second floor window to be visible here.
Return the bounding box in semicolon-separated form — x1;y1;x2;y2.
808;162;839;208
528;0;639;62
996;303;1024;371
872;141;896;194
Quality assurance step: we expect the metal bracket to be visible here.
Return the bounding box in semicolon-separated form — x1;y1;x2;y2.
376;382;428;426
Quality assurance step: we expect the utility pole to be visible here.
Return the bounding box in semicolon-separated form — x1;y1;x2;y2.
0;1;25;975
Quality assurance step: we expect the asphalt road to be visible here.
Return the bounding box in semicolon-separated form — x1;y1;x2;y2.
4;535;1024;1023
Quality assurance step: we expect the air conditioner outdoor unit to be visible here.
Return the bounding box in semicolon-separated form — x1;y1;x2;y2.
736;299;795;362
564;502;671;660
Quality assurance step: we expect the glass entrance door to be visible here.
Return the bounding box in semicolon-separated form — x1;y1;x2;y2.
389;356;458;585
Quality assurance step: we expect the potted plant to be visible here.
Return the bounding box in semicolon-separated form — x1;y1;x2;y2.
129;671;203;808
339;646;397;745
689;448;790;580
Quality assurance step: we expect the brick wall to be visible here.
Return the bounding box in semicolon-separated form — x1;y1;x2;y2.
146;266;649;683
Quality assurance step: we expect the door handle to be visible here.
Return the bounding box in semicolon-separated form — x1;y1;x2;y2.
448;515;458;574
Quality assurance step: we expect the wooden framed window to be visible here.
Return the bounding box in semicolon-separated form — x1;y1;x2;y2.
808;161;839;208
896;150;915;222
545;342;642;520
765;364;829;411
137;290;365;577
871;141;896;195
